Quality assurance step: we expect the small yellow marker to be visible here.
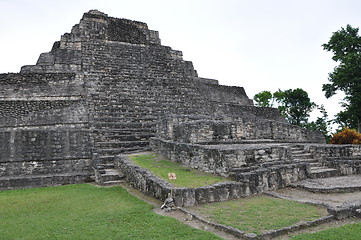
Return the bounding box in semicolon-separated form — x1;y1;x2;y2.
168;173;176;180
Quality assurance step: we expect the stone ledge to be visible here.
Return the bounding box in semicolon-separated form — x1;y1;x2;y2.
178;207;334;239
292;175;361;193
265;190;361;221
178;207;251;239
328;201;361;219
115;154;250;207
0;172;92;190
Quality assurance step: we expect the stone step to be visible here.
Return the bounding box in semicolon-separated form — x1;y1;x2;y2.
98;155;116;164
291;145;303;148
308;167;340;179
291;175;361;193
92;98;206;107
99;162;115;168
292;152;313;158
292;150;305;154
93;122;156;128
97;168;124;183
92;116;157;122
92;112;159;119
101;180;124;186
95;140;149;148
96;146;150;155
93;94;204;101
92;111;163;118
94;128;156;135
310;162;320;167
94;133;153;142
293;158;316;163
0;172;91;190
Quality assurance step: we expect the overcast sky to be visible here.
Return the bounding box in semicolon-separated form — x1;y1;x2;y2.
1;0;360;125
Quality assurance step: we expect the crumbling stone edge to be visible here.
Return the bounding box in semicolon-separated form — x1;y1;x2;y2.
115;153;311;207
178;207;334;239
328;201;361;220
115;154;252;207
290;184;361;194
178;207;254;239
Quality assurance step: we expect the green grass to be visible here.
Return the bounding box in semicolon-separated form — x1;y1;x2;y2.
291;222;361;240
188;195;328;235
129;154;229;188
0;184;221;240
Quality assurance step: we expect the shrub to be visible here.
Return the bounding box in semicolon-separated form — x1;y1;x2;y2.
330;127;361;144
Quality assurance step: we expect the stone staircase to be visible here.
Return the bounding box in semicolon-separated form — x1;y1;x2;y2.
87;70;211;185
291;145;340;179
94;161;124;185
91;95;158;185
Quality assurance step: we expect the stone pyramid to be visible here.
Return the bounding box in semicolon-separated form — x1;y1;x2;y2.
0;10;323;189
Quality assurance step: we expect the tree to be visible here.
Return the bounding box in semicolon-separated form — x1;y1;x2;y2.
253;88;315;126
253;91;273;107
273;89;287;117
322;24;361;132
305;105;332;142
280;88;316;126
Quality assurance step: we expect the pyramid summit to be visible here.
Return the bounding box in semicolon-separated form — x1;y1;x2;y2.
0;11;324;190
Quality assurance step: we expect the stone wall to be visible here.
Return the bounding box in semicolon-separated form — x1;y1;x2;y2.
326;159;361;175
233;162;308;192
0;128;92;190
150;137;292;177
197;83;253;105
116;154;307;206
304;144;361;159
0;72;91;190
157;115;325;144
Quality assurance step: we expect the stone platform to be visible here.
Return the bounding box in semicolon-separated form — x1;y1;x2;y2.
270;177;361;220
291;175;361;193
272;176;361;208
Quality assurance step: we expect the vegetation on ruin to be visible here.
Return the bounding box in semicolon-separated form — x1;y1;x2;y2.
253;89;332;140
291;221;361;240
187;195;328;235
254;25;361;137
0;184;220;240
329;127;361;144
129;154;229;188
254;88;315;126
278;88;316;126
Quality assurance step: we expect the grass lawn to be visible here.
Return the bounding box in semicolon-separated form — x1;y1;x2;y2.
290;222;361;240
187;195;328;235
0;184;221;240
129;153;229;188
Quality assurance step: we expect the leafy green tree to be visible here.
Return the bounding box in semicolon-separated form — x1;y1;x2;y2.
253;91;273;107
273;89;287;117
322;24;361;132
305;105;332;142
281;88;316;126
253;88;315;127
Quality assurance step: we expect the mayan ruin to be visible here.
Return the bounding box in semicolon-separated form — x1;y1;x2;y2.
1;10;361;239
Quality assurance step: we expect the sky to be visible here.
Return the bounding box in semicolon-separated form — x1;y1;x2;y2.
1;0;360;127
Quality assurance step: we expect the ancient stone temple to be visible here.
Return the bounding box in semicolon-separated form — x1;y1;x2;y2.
0;10;325;189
